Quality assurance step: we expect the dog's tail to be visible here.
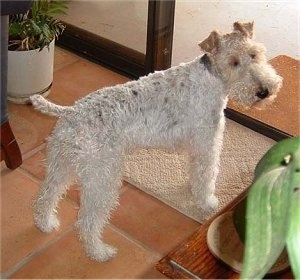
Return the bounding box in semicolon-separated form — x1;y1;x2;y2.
30;95;75;117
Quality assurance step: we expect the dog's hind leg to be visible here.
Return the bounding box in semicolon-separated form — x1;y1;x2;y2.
74;150;123;262
33;138;74;233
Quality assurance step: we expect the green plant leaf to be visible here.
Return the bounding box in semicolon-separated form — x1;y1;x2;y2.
28;19;41;35
9;22;23;37
254;137;300;179
286;148;300;279
240;165;293;279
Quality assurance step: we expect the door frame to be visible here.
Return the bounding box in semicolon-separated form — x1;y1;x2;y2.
145;0;176;72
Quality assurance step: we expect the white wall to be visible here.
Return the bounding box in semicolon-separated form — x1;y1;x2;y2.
172;1;299;66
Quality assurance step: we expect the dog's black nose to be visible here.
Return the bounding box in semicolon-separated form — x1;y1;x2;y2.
256;88;269;99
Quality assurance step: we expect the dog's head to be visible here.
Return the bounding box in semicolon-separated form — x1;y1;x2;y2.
199;21;283;109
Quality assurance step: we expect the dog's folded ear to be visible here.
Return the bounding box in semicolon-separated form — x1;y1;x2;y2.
233;21;254;38
198;31;220;54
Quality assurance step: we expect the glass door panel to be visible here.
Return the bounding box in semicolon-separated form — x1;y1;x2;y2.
58;0;148;54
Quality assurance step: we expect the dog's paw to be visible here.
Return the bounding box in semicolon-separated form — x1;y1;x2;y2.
194;194;219;213
205;194;219;210
86;242;117;262
34;213;60;233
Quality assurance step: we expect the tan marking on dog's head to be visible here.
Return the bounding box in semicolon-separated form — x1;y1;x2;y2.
198;31;220;54
233;21;254;38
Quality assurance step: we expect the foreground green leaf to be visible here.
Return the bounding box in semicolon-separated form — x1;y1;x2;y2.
240;137;300;279
254;137;299;179
240;166;292;279
286;148;300;279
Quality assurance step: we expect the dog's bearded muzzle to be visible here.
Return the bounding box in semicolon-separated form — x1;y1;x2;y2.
251;63;283;97
249;63;283;108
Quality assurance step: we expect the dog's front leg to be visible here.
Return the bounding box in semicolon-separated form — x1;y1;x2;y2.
188;126;224;216
189;152;220;213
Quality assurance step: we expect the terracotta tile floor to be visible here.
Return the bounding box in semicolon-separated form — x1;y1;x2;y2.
1;47;200;279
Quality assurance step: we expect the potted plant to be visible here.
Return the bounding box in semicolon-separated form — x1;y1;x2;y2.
7;0;68;104
207;137;300;279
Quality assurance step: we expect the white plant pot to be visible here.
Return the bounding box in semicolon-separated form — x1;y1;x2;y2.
7;39;55;104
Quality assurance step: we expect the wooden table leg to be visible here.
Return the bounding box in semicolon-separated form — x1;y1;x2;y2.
1;121;22;169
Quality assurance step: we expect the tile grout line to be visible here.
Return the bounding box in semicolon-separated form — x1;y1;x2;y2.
53;57;81;73
108;223;163;260
21;143;46;162
54;47;82;72
2;227;74;279
17;166;43;185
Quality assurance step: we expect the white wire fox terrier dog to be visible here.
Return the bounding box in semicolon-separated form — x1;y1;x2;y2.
30;22;282;262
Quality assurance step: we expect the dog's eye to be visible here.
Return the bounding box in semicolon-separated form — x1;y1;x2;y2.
250;54;256;59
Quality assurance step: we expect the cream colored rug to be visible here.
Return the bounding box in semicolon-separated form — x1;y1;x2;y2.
123;119;275;222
